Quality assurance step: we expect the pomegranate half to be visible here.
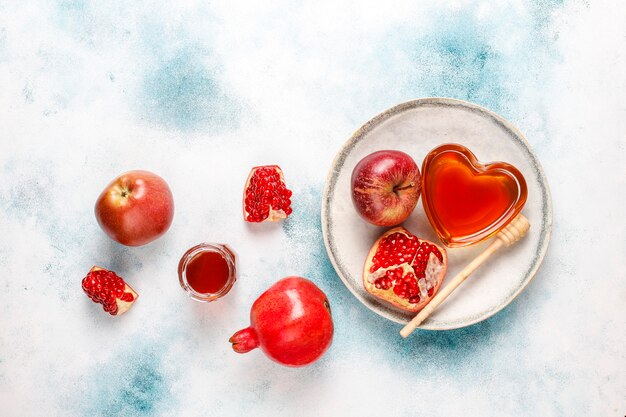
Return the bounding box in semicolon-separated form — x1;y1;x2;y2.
243;165;293;222
229;277;333;367
363;227;447;312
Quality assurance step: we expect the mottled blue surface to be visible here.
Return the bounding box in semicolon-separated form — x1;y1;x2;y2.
141;47;241;132
1;1;625;416
85;344;171;417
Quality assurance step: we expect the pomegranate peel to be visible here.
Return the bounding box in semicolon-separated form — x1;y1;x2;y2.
81;266;138;316
243;165;293;223
363;227;447;312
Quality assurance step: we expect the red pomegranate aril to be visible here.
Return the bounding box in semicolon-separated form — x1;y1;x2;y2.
374;276;393;290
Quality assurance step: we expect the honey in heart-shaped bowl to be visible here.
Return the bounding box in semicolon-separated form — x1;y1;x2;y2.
421;144;527;247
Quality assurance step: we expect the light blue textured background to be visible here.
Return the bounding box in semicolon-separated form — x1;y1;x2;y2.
1;1;625;416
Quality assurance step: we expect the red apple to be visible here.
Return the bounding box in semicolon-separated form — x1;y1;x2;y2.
95;170;174;246
351;150;421;226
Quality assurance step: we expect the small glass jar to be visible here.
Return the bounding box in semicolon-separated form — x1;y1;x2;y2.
178;243;237;302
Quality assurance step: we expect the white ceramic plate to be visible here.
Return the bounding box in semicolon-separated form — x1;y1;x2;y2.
321;98;552;330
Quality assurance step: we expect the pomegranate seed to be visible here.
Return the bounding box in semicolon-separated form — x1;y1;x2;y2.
408;296;420;304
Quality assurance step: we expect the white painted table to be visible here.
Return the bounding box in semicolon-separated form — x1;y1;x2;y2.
1;1;624;416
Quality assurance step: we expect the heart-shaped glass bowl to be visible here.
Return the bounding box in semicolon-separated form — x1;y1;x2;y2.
321;98;552;329
421;143;528;248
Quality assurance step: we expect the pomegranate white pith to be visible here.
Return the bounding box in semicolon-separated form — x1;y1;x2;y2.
363;227;447;312
243;165;293;223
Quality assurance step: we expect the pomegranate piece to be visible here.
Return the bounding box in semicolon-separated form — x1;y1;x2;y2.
243;165;293;223
363;227;447;313
229;277;333;367
81;266;138;316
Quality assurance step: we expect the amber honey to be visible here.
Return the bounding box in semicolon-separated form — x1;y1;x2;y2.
178;243;237;302
421;144;527;247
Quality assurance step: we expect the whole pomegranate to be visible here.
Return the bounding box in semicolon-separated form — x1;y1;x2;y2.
229;277;333;367
364;227;447;312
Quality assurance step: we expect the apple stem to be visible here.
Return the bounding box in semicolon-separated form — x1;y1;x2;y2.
393;182;415;193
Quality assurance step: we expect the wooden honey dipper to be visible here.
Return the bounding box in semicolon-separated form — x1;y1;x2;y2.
400;214;531;338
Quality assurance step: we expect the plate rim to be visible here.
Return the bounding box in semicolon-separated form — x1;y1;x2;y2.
321;97;553;330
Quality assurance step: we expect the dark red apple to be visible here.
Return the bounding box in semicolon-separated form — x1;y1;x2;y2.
351;150;421;226
95;170;174;246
